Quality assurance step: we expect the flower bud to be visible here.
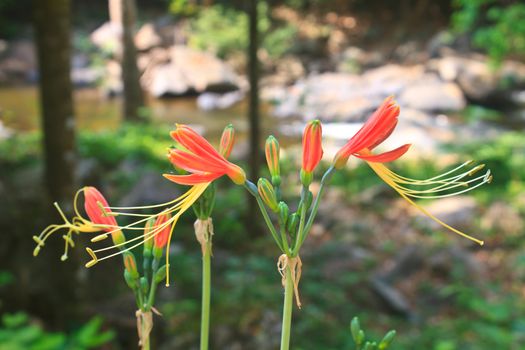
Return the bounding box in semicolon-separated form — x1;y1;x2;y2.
265;136;280;184
287;213;299;236
351;317;365;346
124;270;136;290
278;202;289;226
153;212;172;259
258;178;279;212
123;252;139;280
155;265;168;284
143;218;155;258
379;330;396;350
219;124;235;158
140;276;149;295
301;120;323;174
84;186;125;245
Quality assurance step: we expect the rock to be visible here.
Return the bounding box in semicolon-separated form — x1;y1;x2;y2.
0;40;37;83
71;67;101;87
434;55;525;106
90;22;121;54
101;59;122;96
0;120;13;140
135;23;162;51
337;46;384;73
147;46;241;97
197;91;244;110
399;76;466;111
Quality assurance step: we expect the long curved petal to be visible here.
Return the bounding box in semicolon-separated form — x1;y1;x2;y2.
163;172;223;185
355;144;411;163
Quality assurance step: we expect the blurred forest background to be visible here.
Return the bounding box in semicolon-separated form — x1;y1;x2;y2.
1;0;525;349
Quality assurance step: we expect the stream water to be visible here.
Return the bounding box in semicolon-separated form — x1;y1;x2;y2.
0;86;287;142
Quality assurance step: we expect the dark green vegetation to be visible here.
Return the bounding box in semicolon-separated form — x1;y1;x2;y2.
1;125;523;349
453;0;525;63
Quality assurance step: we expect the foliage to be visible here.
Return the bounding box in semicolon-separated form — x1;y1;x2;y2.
182;3;298;59
452;0;525;62
0;314;114;350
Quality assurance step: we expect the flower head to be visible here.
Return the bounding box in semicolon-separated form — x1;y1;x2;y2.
332;97;490;245
333;97;409;169
165;124;246;185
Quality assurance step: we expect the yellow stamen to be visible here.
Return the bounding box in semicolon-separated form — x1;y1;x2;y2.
91;233;109;242
85;247;98;267
367;162;487;245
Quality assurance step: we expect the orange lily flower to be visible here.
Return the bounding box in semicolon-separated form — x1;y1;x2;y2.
333;97;491;245
333;97;410;168
164;124;246;186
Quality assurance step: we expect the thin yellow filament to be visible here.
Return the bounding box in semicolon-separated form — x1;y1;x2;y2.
368;162;485;245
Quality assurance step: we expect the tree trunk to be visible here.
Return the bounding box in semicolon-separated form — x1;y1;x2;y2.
115;0;145;122
247;0;261;235
33;0;75;202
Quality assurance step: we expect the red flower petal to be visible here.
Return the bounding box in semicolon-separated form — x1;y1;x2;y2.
355;144;411;163
83;187;118;230
168;149;227;174
163;172;222;185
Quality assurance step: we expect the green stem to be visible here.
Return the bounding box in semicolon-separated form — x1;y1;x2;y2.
244;181;285;252
292;186;308;255
297;167;335;250
200;241;212;350
280;265;294;350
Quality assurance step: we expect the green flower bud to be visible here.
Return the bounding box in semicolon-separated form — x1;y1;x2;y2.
287;213;299;237
351;317;363;345
363;341;376;350
257;178;279;212
143;218;155;258
379;330;396;350
278;202;289;226
124;270;136;290
155;265;168;284
140;277;149;295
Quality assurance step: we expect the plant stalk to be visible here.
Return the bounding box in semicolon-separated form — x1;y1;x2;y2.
280;264;294;350
200;241;212;350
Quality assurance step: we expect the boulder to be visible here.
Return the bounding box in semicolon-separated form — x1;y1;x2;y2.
90;22;121;54
432;55;525;107
399;76;466;111
197;91;244;110
135;23;162;51
147;46;240;97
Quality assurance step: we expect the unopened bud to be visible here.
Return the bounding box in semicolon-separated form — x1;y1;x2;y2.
287;213;299;237
219;124;235;158
265;136;281;182
257;178;279;212
123;252;139;280
379;330;396;350
155;265;168;284
278;202;289;226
